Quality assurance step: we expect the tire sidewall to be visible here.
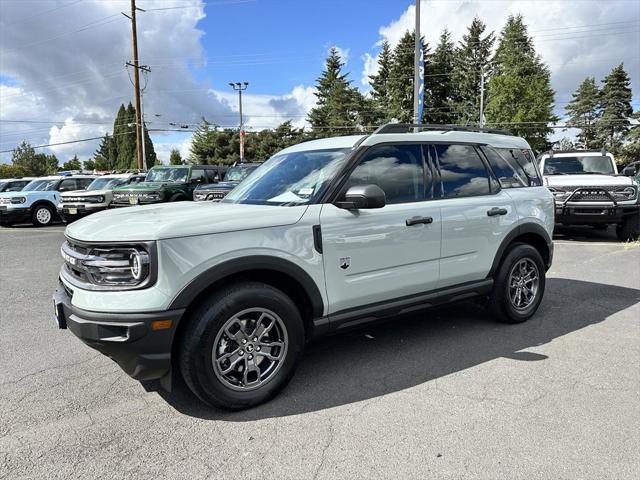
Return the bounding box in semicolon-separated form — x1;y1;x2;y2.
493;244;546;323
183;284;304;409
31;204;53;227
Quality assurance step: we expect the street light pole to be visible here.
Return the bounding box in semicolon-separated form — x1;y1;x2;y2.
229;82;249;162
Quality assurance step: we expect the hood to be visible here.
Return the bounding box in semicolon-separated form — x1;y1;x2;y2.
544;174;634;187
113;182;176;192
61;189;110;198
0;190;57;199
197;182;237;191
65;202;309;242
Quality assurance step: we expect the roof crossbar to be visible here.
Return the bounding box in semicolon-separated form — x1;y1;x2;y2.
372;123;512;136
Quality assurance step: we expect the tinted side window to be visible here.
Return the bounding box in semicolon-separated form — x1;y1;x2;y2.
191;169;206;183
346;144;425;204
495;148;541;186
481;147;527;188
79;178;93;188
435;144;491;198
58;179;78;192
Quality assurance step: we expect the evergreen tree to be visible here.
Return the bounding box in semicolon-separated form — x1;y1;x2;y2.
169;148;183;165
93;134;116;171
387;31;421;123
189;119;217;164
143;124;157;168
62;155;82;171
115;103;137;169
621;110;639;162
368;40;394;123
424;29;457;124
485;14;556;152
565;77;600;149
307;47;363;136
597;63;633;155
452;17;495;124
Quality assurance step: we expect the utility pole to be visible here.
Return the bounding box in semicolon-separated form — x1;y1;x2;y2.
412;0;421;125
123;0;145;170
479;66;485;129
229;82;249;161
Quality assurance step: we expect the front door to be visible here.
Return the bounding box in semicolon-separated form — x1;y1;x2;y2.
320;143;442;315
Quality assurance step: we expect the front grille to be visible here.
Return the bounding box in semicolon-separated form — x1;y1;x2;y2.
570;189;610;201
208;190;228;199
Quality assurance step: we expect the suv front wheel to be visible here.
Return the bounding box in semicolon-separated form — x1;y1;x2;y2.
489;243;546;323
32;204;54;227
179;281;304;409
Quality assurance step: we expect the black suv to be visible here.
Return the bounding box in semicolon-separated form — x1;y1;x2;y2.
194;162;261;201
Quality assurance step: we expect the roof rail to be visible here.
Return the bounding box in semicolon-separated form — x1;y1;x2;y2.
372;123;513;136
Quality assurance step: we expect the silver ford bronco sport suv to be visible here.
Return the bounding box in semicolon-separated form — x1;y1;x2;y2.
53;124;554;410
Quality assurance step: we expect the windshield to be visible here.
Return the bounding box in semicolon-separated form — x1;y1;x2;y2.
225;165;258;182
23;179;59;191
543;156;615;175
223;148;351;206
86;177;126;191
145;167;189;183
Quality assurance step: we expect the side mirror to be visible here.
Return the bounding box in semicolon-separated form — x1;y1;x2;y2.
336;184;386;210
622;166;636;177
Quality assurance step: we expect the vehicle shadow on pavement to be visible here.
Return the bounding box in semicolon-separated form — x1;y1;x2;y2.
158;278;640;420
553;225;619;243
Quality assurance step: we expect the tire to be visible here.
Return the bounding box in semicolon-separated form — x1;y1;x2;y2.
169;194;186;202
616;213;640;242
179;281;305;410
31;204;54;227
489;243;546;324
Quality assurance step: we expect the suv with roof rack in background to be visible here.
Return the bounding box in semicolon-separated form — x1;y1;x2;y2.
538;150;640;241
58;173;146;223
0;175;95;227
53;123;554;410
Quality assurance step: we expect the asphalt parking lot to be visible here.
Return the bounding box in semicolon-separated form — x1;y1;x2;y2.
1;225;639;480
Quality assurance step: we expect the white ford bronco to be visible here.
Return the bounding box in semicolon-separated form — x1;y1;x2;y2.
54;124;554;409
538;150;640;240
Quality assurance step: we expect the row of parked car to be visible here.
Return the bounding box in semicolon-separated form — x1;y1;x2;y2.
0;162;261;227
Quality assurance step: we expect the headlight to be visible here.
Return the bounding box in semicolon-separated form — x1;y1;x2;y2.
194;193;207;201
10;197;27;204
61;240;156;290
610;186;637;200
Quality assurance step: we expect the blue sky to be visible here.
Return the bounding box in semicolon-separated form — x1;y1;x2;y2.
0;0;638;163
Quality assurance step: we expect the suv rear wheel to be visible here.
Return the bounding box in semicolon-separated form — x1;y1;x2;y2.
179;281;304;409
31;204;54;227
489;243;546;323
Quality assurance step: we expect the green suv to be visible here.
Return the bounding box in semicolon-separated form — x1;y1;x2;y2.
111;165;218;207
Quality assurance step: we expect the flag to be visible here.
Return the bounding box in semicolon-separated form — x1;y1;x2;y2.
417;38;425;122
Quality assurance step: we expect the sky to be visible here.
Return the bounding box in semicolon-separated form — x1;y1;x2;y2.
0;0;639;164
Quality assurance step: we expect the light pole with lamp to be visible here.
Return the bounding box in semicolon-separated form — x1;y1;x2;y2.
229;82;249;162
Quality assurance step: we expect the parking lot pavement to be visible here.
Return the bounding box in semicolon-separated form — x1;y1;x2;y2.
1;226;639;480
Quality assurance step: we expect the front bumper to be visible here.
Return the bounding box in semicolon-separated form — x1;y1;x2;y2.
0;206;30;224
555;203;639;224
53;282;184;381
59;205;107;221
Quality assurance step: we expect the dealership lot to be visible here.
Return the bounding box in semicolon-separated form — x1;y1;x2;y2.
1;227;639;480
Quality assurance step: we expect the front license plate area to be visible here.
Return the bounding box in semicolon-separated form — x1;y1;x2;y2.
129;197;137;205
68;208;77;215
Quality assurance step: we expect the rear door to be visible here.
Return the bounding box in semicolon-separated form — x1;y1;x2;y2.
320;143;441;314
434;143;518;288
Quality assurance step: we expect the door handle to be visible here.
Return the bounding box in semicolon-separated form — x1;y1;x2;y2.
487;207;508;216
406;216;433;226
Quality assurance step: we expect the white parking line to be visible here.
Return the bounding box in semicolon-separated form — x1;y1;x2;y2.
0;228;66;233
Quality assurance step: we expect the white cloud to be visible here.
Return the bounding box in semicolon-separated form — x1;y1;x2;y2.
153;135;193;165
361;52;379;86
212;85;317;130
369;0;639;116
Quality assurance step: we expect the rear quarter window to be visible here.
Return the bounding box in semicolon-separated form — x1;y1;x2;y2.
493;148;541;186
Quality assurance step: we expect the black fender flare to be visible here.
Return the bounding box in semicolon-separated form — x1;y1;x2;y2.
487;223;553;278
30;200;57;214
168;255;325;318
